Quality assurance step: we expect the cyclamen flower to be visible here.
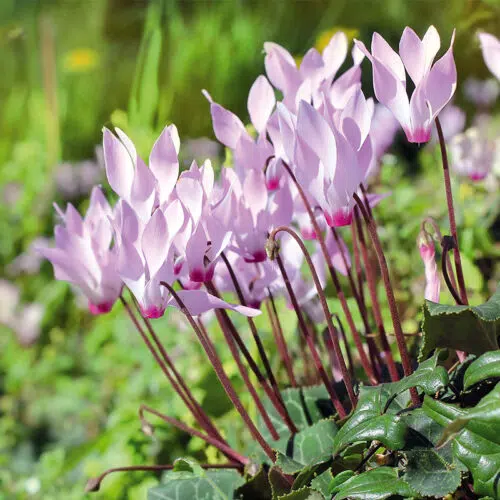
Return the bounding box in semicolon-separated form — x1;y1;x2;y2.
355;26;457;143
478;32;500;82
38;187;122;314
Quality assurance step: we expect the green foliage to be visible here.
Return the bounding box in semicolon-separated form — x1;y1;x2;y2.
463;350;500;389
147;458;244;500
421;286;500;359
329;468;417;500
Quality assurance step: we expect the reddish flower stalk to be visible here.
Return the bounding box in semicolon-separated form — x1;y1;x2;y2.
120;295;224;441
435;116;468;305
265;290;298;387
281;161;376;384
351;221;366;307
160;281;275;461
139;404;249;465
205;280;296;435
220;252;297;432
331;226;383;381
441;236;464;305
353;208;399;382
270;225;357;408
139;305;223;442
85;462;244;493
353;193;419;405
331;314;354;377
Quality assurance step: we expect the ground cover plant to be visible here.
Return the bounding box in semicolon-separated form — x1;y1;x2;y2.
31;17;500;500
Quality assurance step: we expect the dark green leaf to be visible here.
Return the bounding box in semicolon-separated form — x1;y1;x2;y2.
331;467;417;500
310;469;333;498
235;466;272;500
438;383;500;447
277;487;323;499
269;467;292;498
463;351;500;389
421;286;500;359
423;394;500;497
402;448;462;497
327;470;355;494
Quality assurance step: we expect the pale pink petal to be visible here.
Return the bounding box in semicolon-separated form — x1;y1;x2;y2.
209;103;247;149
248;75;276;134
296;101;337;180
371;32;406;82
141;209;169;279
425;31;457;121
130;157;156;220
176;177;204;224
399;27;426;85
322;31;348;81
149;125;180;204
103;128;134;199
264;42;301;94
172;290;261;317
479;32;500;81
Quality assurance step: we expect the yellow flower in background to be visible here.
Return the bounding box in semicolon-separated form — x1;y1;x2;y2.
63;48;100;73
315;26;359;52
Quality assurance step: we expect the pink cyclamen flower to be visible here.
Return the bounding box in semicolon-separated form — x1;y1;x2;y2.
355;26;457;143
38;187;122;314
478;32;500;81
418;235;440;302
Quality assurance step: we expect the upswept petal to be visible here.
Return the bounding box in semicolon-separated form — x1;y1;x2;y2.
322;31;348;82
141;208;170;279
264;42;301;94
371;32;406;82
130;157;156;220
209;103;247;149
149;124;180;204
103;128;134;199
479;32;500;81
296;101;337;180
248;75;276;134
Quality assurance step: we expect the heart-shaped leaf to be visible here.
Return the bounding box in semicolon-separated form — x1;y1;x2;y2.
463;351;500;389
421;286;500;360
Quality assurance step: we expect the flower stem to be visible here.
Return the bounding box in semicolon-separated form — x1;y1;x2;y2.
281;161;376;384
138;304;224;442
441;236;464;305
353;193;419;405
85;462;243;493
272;249;346;416
160;281;275;461
205;280;295;436
353;208;399;382
120;295;223;441
139;404;249;465
219;253;297;433
270;225;357;408
266;290;298;387
435;116;468;305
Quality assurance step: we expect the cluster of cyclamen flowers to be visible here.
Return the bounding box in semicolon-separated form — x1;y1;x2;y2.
40;27;499;477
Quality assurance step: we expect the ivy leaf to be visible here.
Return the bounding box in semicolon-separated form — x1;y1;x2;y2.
330;467;417;500
402;448;462;497
438;383;500;447
147;458;244;500
420;286;500;360
463;351;500;389
423;393;500;497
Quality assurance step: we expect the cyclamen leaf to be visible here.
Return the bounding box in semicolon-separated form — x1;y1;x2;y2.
274;419;338;472
235;466;272;500
147;460;244;500
402;448;462;497
310;469;333;498
330;467;417;500
277;487;323;499
463;350;500;389
423;393;500;497
438;383;500;447
420;285;500;360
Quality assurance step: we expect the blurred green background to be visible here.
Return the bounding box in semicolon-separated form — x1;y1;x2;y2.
1;0;499;498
